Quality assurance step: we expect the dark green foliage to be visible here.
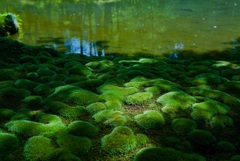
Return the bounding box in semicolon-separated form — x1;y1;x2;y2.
217;141;236;152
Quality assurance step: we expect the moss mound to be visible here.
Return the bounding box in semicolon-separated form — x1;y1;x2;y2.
56;134;92;156
133;147;206;161
126;92;153;105
93;110;127;126
134;110;165;130
68;120;99;137
23;136;55;161
172;118;197;134
157;91;196;117
49;85;100;106
101;126;137;154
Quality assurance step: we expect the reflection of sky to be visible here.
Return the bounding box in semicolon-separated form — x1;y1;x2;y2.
63;30;105;56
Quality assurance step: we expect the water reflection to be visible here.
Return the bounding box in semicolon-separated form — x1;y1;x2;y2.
64;37;105;56
1;0;240;56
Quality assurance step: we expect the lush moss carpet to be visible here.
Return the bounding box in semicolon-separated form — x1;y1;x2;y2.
0;37;240;161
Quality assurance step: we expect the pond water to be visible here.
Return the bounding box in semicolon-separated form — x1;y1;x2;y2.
1;0;240;56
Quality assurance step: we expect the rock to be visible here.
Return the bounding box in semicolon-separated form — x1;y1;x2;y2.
4;13;19;35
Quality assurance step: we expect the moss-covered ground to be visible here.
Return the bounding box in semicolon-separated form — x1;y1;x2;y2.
0;37;240;161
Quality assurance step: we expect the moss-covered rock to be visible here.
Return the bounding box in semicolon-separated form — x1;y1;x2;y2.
151;78;181;92
133;147;206;161
23;136;55;161
68;121;99;137
172;118;197;134
157;91;196;117
57;134;92;156
134;110;165;130
101;126;137;154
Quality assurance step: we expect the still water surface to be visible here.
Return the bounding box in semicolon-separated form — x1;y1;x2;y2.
1;0;240;56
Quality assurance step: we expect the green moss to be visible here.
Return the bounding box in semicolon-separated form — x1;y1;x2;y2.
0;108;14;121
0;87;30;99
93;110;127;126
210;115;233;129
144;86;161;95
58;106;85;118
48;148;82;161
5;115;66;137
23;136;55;161
164;137;191;151
217;141;236;152
0;133;20;152
136;134;149;146
68;65;92;76
33;84;53;96
64;75;87;84
187;87;240;106
172;118;197;134
190;109;213;123
101;126;137;154
98;84;138;96
22;95;42;108
46;80;65;88
192;100;230;116
14;79;39;90
220;81;240;95
188;73;228;86
151;78;181;92
68;121;99;137
36;112;62;124
10;108;33;120
134;110;165;130
86;102;106;115
0;69;20;81
157;91;196;117
188;129;216;151
37;67;56;76
57;134;92;156
49;85;99;106
133;147;206;161
231;155;240;161
126;92;153;105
